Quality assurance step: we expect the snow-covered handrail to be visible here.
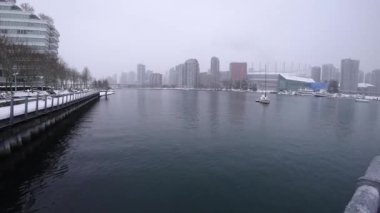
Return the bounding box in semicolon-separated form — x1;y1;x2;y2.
345;156;380;213
0;91;99;122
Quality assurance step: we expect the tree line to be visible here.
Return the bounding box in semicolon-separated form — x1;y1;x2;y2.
0;36;109;91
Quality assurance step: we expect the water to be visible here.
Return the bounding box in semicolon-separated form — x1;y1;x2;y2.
1;89;380;213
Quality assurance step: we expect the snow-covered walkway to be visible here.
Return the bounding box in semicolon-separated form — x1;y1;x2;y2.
0;91;98;121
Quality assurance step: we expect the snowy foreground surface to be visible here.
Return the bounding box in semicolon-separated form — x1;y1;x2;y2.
0;91;98;121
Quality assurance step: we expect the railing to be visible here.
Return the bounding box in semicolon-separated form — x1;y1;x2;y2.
0;91;99;125
345;156;380;213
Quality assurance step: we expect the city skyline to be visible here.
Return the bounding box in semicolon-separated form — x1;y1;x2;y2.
21;0;380;78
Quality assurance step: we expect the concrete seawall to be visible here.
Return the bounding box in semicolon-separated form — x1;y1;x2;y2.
0;91;102;158
345;156;380;213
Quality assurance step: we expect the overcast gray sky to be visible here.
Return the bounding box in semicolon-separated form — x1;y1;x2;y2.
24;0;380;78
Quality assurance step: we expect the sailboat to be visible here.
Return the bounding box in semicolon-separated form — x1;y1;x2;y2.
256;65;270;104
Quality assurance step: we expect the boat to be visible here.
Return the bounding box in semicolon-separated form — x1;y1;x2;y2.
296;88;314;96
314;90;329;98
256;94;270;104
256;65;270;104
355;96;370;103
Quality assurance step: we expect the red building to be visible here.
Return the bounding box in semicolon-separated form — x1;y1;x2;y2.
230;62;247;81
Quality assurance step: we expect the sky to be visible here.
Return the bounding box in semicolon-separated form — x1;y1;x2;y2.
23;0;380;78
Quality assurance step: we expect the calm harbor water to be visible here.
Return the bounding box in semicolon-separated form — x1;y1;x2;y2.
1;89;380;213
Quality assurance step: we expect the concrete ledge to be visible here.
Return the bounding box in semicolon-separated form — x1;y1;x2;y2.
345;156;380;213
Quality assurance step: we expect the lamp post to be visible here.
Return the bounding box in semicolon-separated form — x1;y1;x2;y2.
13;72;19;92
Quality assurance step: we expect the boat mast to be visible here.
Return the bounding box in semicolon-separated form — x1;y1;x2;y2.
265;64;267;97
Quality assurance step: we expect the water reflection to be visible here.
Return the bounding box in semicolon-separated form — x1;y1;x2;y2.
0;101;97;213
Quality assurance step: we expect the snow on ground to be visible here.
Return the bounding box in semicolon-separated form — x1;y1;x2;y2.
0;92;98;121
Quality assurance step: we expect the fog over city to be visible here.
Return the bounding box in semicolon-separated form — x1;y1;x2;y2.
25;0;380;78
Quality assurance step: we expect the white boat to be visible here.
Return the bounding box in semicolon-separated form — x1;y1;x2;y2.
256;65;270;104
296;88;314;96
256;94;270;104
314;90;329;97
355;98;370;103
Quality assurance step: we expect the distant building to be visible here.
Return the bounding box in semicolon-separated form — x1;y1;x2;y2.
220;71;231;81
137;64;145;86
120;72;128;84
127;71;136;84
358;70;365;83
199;72;212;88
176;64;186;87
278;74;315;91
145;70;153;84
184;59;199;88
311;66;321;82
321;64;337;83
247;73;280;91
209;57;220;88
358;83;376;95
372;69;380;95
340;59;360;93
149;73;162;87
168;67;179;86
230;62;247;81
365;72;372;84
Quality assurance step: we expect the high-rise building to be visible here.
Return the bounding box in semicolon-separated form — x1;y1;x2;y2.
184;59;199;88
149;73;162;87
120;72;128;84
0;0;59;55
358;70;365;83
340;59;360;93
365;72;372;84
168;67;179;86
230;62;247;81
210;57;220;88
127;71;136;84
321;64;336;83
137;64;145;86
176;64;186;88
372;69;380;95
311;66;321;82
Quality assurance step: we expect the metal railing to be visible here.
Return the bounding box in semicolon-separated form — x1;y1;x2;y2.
1;91;99;125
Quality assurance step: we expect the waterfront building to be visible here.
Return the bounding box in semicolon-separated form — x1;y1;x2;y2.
365;72;372;84
220;71;231;82
209;57;220;88
168;67;179;87
149;73;162;87
0;0;59;55
199;72;212;88
127;71;136;84
247;73;280;91
137;64;145;86
321;64;337;83
358;70;365;83
340;59;360;93
372;69;380;95
176;64;186;88
358;83;376;95
184;59;199;88
145;70;153;83
311;66;321;82
278;74;315;91
120;72;128;84
230;62;247;81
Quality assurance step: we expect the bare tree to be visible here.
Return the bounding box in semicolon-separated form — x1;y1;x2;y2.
81;67;91;89
20;3;34;13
